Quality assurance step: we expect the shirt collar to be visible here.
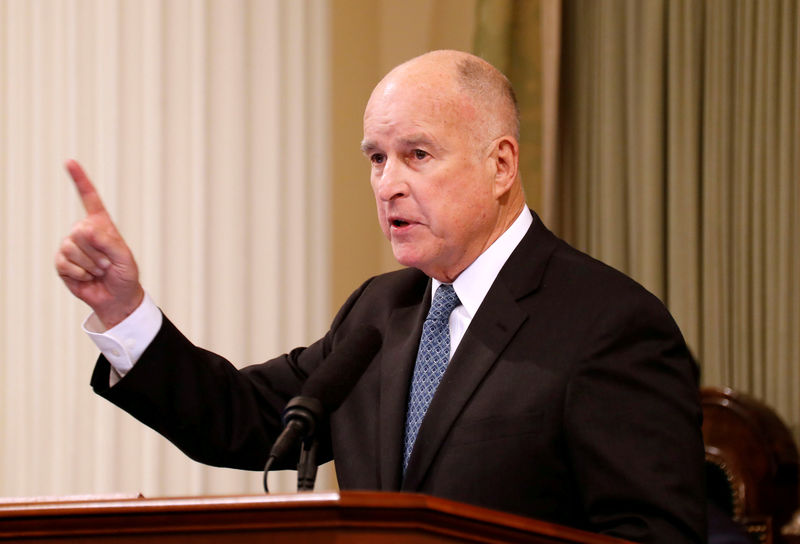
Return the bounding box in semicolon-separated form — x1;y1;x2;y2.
432;208;533;318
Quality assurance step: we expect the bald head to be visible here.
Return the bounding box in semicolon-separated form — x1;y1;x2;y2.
370;50;520;149
451;53;520;141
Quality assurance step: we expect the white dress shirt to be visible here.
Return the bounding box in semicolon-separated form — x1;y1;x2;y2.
86;208;533;381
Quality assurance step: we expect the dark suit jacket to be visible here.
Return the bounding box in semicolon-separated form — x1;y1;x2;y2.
92;212;706;543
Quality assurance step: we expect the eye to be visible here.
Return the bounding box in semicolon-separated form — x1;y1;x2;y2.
370;153;385;165
413;149;429;160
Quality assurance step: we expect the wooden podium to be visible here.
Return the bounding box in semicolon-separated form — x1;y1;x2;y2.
0;491;633;543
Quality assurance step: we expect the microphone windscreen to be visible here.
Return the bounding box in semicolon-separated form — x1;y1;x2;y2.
301;326;382;413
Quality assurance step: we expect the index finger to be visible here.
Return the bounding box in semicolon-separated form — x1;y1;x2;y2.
65;159;108;216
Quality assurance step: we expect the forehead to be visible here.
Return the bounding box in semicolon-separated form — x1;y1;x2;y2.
362;76;478;148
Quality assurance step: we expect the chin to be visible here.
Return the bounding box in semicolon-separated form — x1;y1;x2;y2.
392;254;419;269
391;247;425;271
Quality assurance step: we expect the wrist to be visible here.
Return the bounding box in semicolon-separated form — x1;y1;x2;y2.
95;286;145;329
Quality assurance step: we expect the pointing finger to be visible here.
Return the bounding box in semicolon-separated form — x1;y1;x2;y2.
65;159;108;216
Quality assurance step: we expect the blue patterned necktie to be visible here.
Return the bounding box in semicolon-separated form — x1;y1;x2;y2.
403;283;461;473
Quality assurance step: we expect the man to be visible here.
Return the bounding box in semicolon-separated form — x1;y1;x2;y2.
56;50;706;542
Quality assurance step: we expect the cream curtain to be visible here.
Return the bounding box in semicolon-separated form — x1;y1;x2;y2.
0;0;331;497
476;0;800;436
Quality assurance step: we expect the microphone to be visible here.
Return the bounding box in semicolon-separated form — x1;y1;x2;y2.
263;326;382;491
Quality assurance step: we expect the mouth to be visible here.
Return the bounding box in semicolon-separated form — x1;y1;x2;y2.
387;215;418;234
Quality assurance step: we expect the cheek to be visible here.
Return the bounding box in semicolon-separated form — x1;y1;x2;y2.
370;177;381;210
442;184;493;232
369;176;379;197
373;200;390;237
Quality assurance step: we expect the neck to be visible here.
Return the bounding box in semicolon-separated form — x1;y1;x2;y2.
428;202;527;283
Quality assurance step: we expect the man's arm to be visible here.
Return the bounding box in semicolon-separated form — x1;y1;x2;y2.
88;314;317;471
54;160;307;470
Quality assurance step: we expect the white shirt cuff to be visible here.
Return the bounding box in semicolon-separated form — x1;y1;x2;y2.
83;293;163;381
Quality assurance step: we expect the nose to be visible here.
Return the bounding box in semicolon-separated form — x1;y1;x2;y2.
374;158;408;202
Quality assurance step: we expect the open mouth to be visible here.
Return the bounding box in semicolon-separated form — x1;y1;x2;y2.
392;219;410;227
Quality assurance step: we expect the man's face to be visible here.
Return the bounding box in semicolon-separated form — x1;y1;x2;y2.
362;72;501;282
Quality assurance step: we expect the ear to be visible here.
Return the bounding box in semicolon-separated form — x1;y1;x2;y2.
491;136;519;199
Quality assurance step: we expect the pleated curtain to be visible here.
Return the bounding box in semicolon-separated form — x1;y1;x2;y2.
476;0;800;437
0;0;331;497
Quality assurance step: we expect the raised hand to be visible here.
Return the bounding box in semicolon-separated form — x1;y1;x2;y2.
55;159;144;329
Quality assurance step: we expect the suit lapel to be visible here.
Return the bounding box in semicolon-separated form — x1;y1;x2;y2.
401;211;559;490
377;283;431;490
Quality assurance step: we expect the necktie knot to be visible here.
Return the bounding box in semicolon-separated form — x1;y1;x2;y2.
427;284;460;322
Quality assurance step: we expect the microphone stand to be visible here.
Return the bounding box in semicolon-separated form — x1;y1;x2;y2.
263;396;323;493
262;326;382;494
296;438;319;491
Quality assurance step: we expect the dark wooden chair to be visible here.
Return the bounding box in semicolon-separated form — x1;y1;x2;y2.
702;387;800;544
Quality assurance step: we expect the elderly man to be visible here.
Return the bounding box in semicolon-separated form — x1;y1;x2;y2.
56;51;706;543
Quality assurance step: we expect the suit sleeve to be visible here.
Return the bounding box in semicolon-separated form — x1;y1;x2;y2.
90;277;375;471
564;291;706;543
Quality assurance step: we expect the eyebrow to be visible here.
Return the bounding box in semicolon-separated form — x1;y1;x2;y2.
400;134;438;150
360;140;377;155
360;134;442;155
